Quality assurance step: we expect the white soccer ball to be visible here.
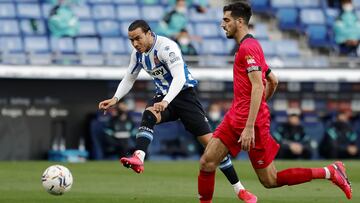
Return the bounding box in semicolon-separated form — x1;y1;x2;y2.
41;165;73;195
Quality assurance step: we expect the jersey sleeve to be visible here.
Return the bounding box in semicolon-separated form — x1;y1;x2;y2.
158;40;184;68
239;44;263;74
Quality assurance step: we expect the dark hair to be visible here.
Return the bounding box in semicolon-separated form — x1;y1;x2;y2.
223;2;252;25
128;20;151;33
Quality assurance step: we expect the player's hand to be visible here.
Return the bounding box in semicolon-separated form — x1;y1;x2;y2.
153;100;169;112
238;126;255;151
98;98;117;114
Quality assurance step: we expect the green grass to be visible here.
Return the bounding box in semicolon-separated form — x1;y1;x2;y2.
0;160;358;203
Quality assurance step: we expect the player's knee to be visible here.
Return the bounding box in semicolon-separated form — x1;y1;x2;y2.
259;177;278;188
199;155;217;171
140;109;158;131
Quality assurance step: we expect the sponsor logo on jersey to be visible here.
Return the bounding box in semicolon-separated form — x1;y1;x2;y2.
150;67;167;77
169;52;180;64
245;55;256;65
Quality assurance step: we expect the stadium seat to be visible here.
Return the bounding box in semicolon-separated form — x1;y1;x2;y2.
24;36;50;53
16;3;42;19
276;8;298;30
75;37;100;54
270;0;296;9
251;0;269;13
101;37;127;54
96;20;120;37
295;0;321;8
73;5;92;20
259;40;276;57
92;4;116;19
78;20;97;36
325;8;340;26
306;25;329;48
353;0;360;8
117;5;140;20
112;0;138;4
119;21;132;37
275;40;300;57
50;37;75;53
87;0;113;4
194;23;219;38
0;36;23;53
200;38;226;55
0;3;16;18
254;23;270;39
41;3;52;18
300;8;326;26
140;6;164;21
20;19;47;35
0;20;20;35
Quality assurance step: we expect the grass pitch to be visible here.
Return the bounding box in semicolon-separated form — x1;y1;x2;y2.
0;160;358;203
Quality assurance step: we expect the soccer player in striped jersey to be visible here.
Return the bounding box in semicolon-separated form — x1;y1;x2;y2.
98;20;257;202
197;2;352;203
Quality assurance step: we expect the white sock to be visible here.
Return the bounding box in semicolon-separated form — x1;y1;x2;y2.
134;150;146;163
324;167;331;179
232;181;245;194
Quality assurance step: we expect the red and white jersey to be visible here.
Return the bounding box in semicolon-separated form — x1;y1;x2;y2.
226;34;270;127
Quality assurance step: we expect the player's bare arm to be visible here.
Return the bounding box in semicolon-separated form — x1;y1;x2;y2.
238;71;264;151
265;70;278;101
98;97;118;112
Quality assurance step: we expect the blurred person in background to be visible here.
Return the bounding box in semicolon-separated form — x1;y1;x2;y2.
102;100;136;159
168;0;208;13
156;0;188;38
273;112;313;159
175;29;198;56
333;0;360;56
48;0;79;38
320;110;359;159
207;102;223;131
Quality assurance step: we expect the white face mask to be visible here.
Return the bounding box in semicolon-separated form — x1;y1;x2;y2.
343;3;353;12
176;7;187;14
209;111;221;121
178;37;190;45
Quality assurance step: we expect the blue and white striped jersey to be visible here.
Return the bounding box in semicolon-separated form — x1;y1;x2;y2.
127;34;197;95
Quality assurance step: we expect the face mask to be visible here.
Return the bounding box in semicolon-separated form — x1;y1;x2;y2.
176;7;187;14
209;111;221;121
343;3;353;12
178;37;190;45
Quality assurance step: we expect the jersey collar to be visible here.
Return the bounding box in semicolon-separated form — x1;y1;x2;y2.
145;32;157;55
239;33;254;45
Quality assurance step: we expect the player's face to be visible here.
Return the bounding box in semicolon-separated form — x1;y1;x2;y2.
221;11;238;39
128;28;152;53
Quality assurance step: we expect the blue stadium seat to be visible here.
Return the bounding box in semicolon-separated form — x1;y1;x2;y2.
194;23;219;37
200;39;226;55
92;4;116;19
73;5;92;19
76;37;100;53
259;40;276;57
96;20;120;37
41;3;52;18
113;0;138;4
0;20;19;35
275;40;300;57
101;37;127;54
300;8;326;26
140;6;164;21
254;23;270;39
276;8;298;30
20;19;46;35
251;0;269;13
353;0;360;8
0;3;16;18
50;37;75;53
306;24;329;48
87;0;113;4
325;8;339;26
270;0;295;9
16;3;42;19
295;0;321;8
24;36;50;53
117;5;140;20
0;36;23;53
120;21;131;36
78;20;97;36
304;56;330;68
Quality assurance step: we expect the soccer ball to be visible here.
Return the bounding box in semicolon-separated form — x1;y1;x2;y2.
41;165;73;195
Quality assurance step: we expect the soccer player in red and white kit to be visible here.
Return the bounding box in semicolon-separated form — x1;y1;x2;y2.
197;2;352;203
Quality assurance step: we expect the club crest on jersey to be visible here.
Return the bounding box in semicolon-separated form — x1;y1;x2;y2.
245;55;256;65
154;55;161;67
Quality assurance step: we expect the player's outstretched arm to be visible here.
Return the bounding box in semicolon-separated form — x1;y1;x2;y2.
98;97;118;112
